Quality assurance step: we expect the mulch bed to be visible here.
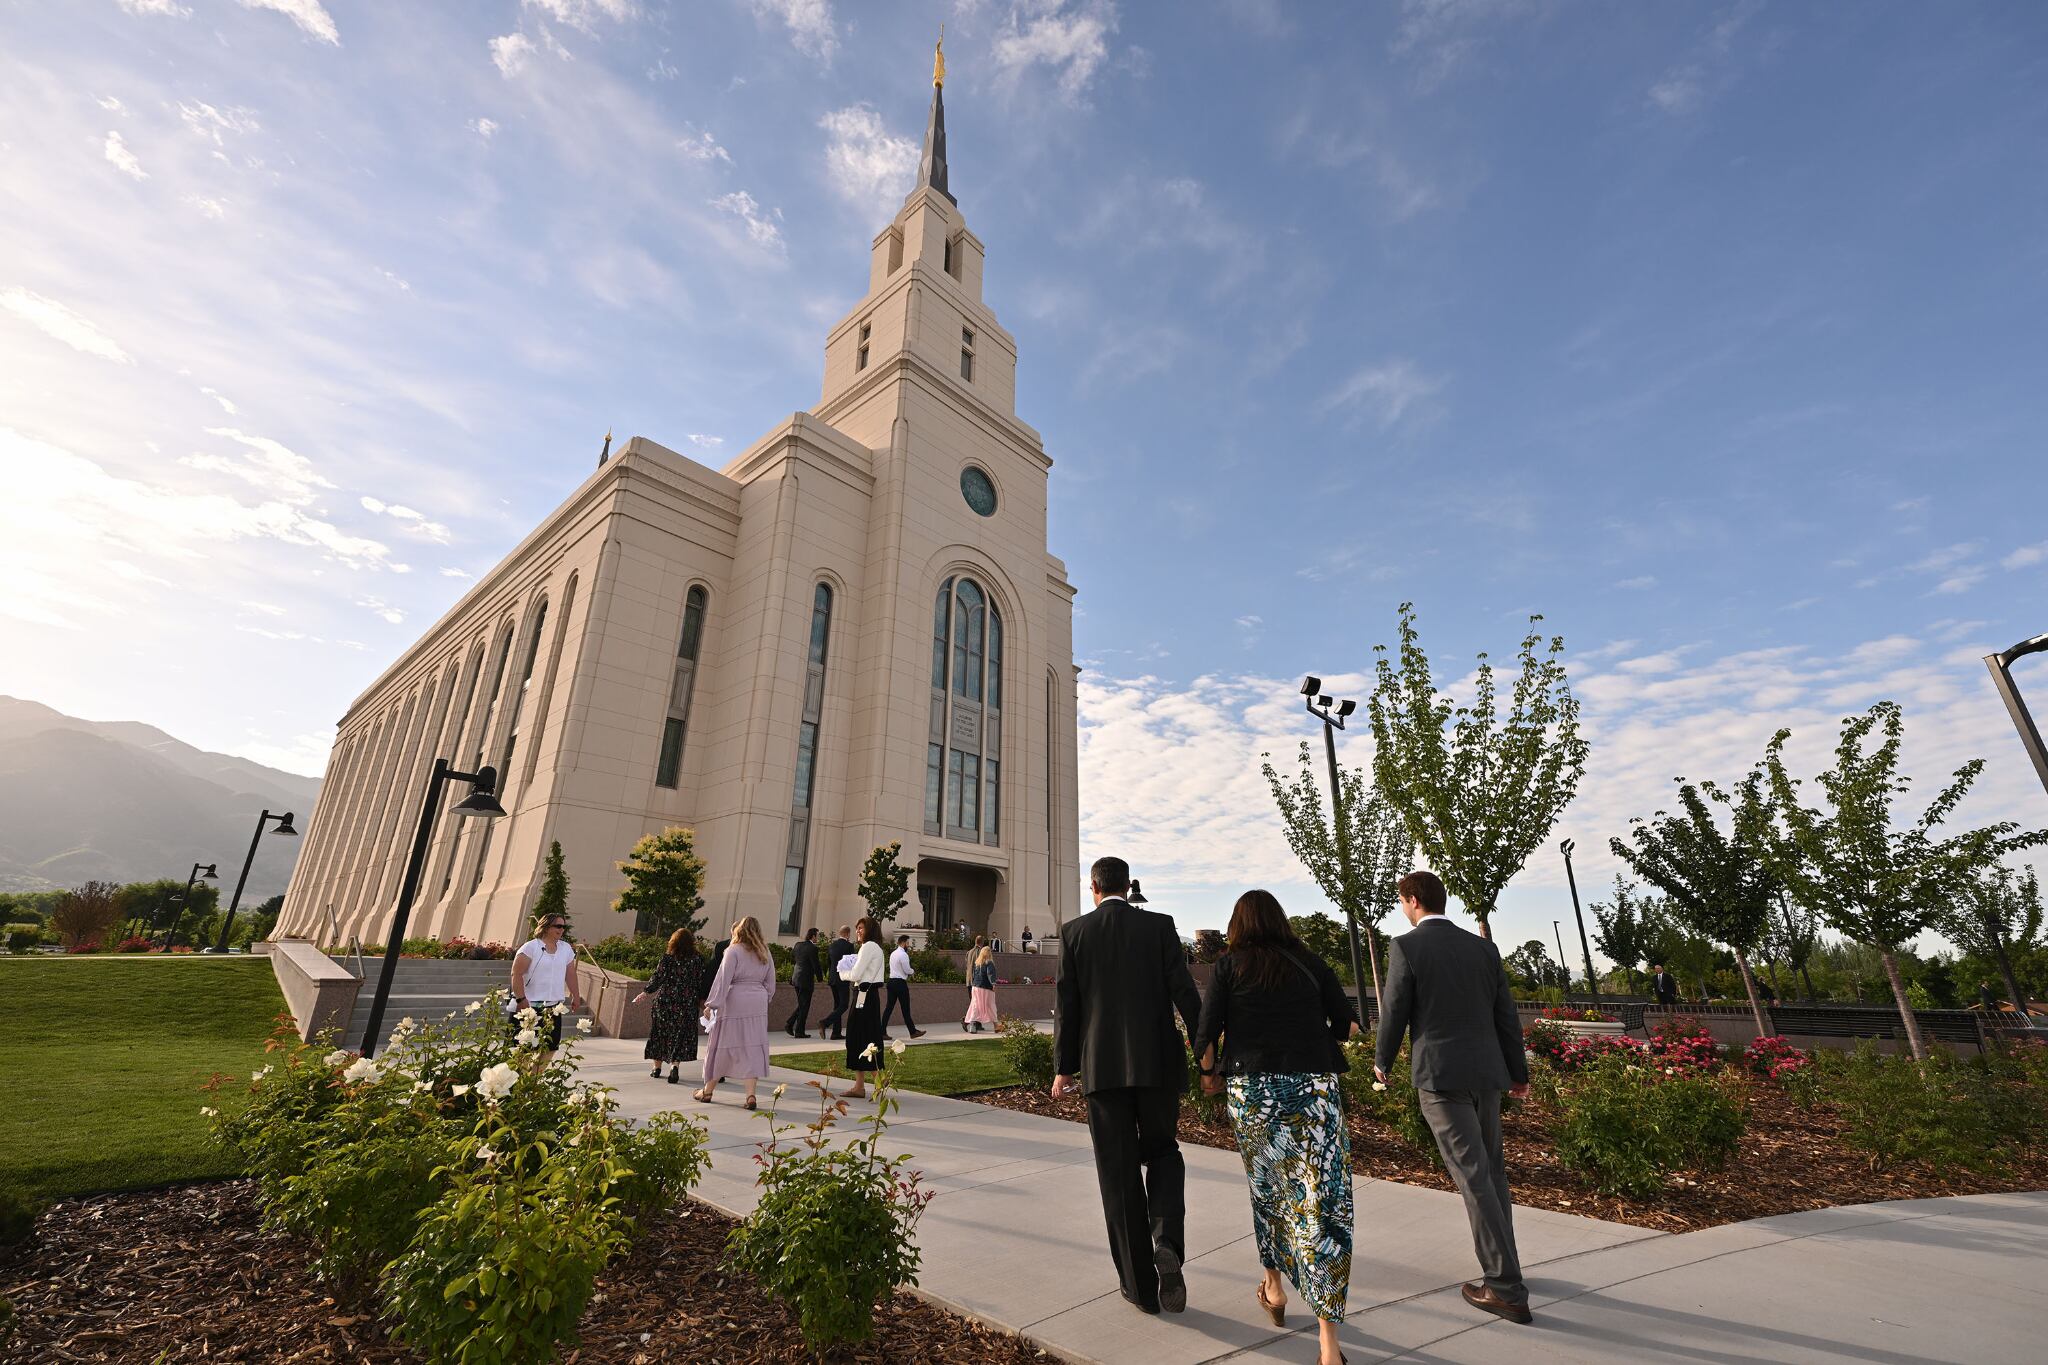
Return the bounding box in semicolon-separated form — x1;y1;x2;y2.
1;1182;1051;1363
973;1081;2048;1233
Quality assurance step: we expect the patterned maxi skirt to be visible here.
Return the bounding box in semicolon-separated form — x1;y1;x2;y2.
1226;1071;1354;1322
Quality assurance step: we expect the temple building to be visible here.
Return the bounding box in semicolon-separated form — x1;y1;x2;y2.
276;56;1080;949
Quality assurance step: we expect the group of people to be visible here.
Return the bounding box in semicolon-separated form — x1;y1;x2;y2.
1055;857;1533;1365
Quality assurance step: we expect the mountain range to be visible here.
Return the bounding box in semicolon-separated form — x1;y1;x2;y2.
0;696;320;898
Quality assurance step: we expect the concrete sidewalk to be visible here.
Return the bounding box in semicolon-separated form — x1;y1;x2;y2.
573;1038;2047;1363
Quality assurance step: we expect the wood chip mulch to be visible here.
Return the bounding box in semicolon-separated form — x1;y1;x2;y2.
1;1181;1052;1363
971;1080;2048;1233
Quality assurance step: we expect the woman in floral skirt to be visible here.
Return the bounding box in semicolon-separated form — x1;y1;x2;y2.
963;945;1000;1032
634;927;709;1084
1192;889;1359;1365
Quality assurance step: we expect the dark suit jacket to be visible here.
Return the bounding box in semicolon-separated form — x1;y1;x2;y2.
1374;917;1528;1092
1055;897;1202;1094
1652;972;1679;1005
792;939;821;988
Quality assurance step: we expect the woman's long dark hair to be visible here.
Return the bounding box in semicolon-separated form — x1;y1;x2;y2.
1225;889;1304;992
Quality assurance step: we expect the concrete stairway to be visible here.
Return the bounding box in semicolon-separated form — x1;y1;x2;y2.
338;957;592;1052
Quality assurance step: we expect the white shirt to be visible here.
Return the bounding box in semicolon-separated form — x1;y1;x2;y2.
515;938;571;1001
889;945;912;980
851;940;887;986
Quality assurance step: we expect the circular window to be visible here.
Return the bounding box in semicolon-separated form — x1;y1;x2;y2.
960;466;998;518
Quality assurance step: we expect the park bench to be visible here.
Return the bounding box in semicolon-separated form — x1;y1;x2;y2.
1765;1004;1987;1046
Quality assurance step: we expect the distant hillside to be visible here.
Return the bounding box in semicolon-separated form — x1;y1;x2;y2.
0;696;320;897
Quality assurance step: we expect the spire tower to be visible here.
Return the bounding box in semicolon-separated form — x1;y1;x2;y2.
918;31;954;204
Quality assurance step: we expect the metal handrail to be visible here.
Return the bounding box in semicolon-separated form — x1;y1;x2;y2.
572;939;611;1032
318;905;367;979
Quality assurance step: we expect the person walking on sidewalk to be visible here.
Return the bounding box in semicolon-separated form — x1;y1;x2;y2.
1053;856;1203;1317
964;945;1000;1032
1374;871;1534;1326
695;916;773;1110
634;928;709;1084
785;926;821;1037
880;933;927;1040
839;917;888;1100
1193;889;1358;1365
821;924;855;1040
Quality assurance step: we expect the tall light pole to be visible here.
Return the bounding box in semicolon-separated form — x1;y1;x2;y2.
1302;675;1381;1022
1985;632;2048;801
358;759;506;1058
1559;838;1601;1008
1551;920;1570;1001
211;810;297;953
160;862;217;947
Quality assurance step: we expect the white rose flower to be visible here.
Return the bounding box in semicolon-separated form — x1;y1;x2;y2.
452;1083;472;1097
552;1002;569;1018
413;1081;432;1093
252;1065;272;1081
396;1016;415;1033
464;1000;482;1015
566;1133;582;1148
1371;1081;1388;1093
343;1057;381;1084
862;1043;880;1061
324;1049;351;1067
889;1039;907;1057
772;1083;788;1101
517;1006;539;1025
515;1028;540;1048
477;1062;519;1101
200;1105;218;1118
477;1144;498;1163
576;1018;594;1034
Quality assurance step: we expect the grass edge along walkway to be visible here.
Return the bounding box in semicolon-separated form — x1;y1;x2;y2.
0;957;285;1204
772;1036;1022;1096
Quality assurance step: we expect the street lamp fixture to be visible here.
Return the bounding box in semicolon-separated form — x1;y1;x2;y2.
359;760;506;1058
160;862;218;948
211;810;298;953
1985;632;2048;800
1303;675;1383;1023
1559;838;1602;1008
1127;879;1148;906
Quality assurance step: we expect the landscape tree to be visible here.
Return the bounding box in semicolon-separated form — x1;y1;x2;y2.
1503;939;1566;992
612;827;707;940
530;840;570;931
1766;702;2048;1060
1588;876;1654;995
1944;862;2041;1019
1643;901;1722;1001
1367;603;1590;941
49;880;120;949
1610;771;1779;1036
1262;739;1413;993
858;841;913;923
113;878;219;946
1762;890;1824;1001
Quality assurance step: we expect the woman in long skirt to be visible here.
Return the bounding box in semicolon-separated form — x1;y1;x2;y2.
840;916;887;1099
634;928;708;1084
1192;889;1359;1365
696;917;775;1109
963;945;999;1032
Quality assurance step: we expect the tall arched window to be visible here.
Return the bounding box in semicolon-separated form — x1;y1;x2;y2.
655;585;709;789
779;582;833;935
926;575;1001;845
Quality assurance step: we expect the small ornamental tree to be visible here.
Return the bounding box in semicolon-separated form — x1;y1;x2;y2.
613;827;707;940
1944;863;2041;1022
1766;702;2048;1060
1367;603;1590;940
1764;890;1824;1002
1589;876;1654;995
531;841;570;933
1262;739;1412;993
858;842;912;923
50;880;120;949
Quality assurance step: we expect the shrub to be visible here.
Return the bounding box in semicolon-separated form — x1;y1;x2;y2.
1742;1036;1811;1082
1645;1025;1721;1077
1340;1037;1442;1166
583;934;670;976
6;923;44;952
0;1186;37;1250
116;935;155;953
1540;1006;1614;1023
995;1016;1055;1089
1546;1053;1746;1196
1808;1043;2034;1174
443;937;509;961
908;947;963;982
726;1071;932;1354
1523;1017;1571;1068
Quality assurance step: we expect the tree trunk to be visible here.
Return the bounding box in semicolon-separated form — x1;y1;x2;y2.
1799;961;1819;1003
1878;947;1928;1062
1732;948;1770;1038
1475;910;1494;942
1987;917;2029;1027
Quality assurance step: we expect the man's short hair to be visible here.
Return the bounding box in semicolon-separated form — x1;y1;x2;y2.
837;924;852;936
896;934;911;945
804;927;820;941
1090;855;1131;896
1396;870;1447;916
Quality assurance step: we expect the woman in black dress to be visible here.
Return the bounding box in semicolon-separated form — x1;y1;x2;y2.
839;916;888;1099
634;928;709;1084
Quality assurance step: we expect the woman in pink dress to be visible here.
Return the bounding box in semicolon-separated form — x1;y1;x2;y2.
695;915;774;1109
963;945;1000;1033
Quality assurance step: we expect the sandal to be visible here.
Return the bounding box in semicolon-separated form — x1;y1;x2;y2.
1257;1282;1285;1327
692;1089;713;1103
743;1097;757;1110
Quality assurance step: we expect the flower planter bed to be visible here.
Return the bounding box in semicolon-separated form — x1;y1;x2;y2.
969;1081;2048;1234
2;1180;1052;1363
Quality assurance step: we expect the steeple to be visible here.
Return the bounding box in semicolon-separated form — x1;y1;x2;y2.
917;32;954;204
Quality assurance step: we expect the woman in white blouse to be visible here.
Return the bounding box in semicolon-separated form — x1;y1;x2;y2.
839;916;888;1099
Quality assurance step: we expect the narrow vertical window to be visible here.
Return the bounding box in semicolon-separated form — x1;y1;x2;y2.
655;586;708;789
856;320;871;372
780;582;833;935
960;326;975;381
943;237;955;275
930;576;1001;845
924;743;944;825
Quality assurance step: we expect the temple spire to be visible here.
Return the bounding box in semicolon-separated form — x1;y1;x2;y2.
917;30;954;204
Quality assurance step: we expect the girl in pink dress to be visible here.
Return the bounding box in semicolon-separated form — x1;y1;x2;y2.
963;945;1000;1032
696;916;774;1109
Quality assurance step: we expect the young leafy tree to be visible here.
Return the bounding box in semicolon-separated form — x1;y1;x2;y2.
1367;603;1590;941
531;840;571;932
1502;939;1566;992
1944;863;2041;1020
1588;876;1654;995
613;826;708;940
1609;771;1779;1035
1262;740;1413;994
858;842;913;923
50;880;120;948
1766;702;2048;1060
1763;890;1824;1002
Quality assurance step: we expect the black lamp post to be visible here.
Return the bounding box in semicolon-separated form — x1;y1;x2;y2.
1302;675;1381;1022
358;759;506;1058
1559;838;1601;1008
1551;919;1571;1000
1985;632;2048;801
160;862;217;947
211;810;297;953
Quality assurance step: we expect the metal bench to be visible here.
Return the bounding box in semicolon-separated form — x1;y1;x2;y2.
1766;1004;1988;1046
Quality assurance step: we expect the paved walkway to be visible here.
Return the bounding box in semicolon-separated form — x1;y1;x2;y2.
574;1035;2047;1363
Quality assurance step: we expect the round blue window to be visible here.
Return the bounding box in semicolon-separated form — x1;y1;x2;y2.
961;466;997;517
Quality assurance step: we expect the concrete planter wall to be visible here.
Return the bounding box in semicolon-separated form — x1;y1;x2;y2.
269;938;362;1042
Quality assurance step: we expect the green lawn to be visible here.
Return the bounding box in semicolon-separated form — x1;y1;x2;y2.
0;957;286;1203
774;1037;1022;1096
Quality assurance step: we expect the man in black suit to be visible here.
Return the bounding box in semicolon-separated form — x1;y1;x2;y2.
1054;856;1203;1317
785;927;822;1037
1375;870;1533;1326
1651;962;1680;1007
821;924;856;1041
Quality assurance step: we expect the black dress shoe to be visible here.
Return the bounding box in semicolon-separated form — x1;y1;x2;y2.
1461;1282;1532;1325
792;1031;811;1039
1119;1288;1160;1316
1155;1247;1187;1314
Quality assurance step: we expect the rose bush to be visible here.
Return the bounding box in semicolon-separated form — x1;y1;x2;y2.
1741;1035;1811;1081
1544;1052;1747;1196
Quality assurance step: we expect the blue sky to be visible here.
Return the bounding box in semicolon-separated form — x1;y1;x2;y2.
3;1;2045;948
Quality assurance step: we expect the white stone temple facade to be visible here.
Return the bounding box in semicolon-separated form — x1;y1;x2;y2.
276;67;1080;949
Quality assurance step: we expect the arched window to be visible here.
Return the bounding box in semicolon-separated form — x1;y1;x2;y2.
779;582;833;935
926;575;1001;845
655;585;708;788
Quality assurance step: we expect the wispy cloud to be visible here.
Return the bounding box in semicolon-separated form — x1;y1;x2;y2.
490;32;539;78
1646;0;1764;116
711;191;785;253
991;0;1119;103
1614;575;1659;591
1316;358;1444;429
525;0;636;34
817;105;917;217
239;0;340;45
117;0;190;16
360;495;453;544
677;125;730;163
1;288;132;362
2003;542;2048;570
747;0;838;63
103;130;146;179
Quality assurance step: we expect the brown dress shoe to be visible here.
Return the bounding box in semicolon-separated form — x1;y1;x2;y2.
1462;1281;1532;1324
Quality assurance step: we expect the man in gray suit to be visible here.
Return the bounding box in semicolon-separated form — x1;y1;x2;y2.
1374;870;1534;1325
